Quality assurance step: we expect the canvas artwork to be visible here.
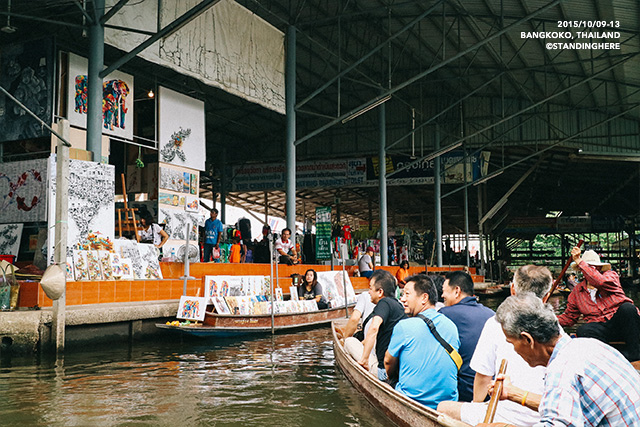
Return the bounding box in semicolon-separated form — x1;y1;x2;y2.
159;208;200;241
65;257;75;281
190;174;197;194
73;250;89;281
185;195;199;212
0;158;48;223
0;223;23;257
305;300;318;312
48;157;115;265
0;38;54;144
177;295;206;321
159;166;193;193
224;296;240;315
86;250;102;281
137;243;163;279
113;239;143;279
159;192;185;207
274;287;283;301
119;257;134;280
316;271;357;308
110;252;123;278
236;296;253;315
182;173;190;193
158;86;205;171
98;250;114;280
67;52;134;140
212;296;231;315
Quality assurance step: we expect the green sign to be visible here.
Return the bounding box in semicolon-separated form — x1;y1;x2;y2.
315;206;332;259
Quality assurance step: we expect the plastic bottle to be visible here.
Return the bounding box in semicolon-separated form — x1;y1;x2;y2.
170;247;176;261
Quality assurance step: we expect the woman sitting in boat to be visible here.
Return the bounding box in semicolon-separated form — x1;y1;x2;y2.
298;269;329;309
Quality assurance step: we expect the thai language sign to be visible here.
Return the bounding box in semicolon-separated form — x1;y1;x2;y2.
315;206;332;260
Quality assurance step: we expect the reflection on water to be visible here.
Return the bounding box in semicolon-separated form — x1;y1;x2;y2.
0;329;390;426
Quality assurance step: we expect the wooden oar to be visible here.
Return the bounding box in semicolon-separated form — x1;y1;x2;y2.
483;359;508;424
543;239;584;303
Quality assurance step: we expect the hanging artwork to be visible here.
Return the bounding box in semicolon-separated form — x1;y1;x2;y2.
0;223;23;257
48;156;115;265
0;38;55;143
158;87;205;171
316;271;357;308
73;250;89;281
190;174;197;195
159;192;185;207
0;158;48;223
66;53;134;140
185;195;199;212
177;295;206;321
159;166;187;193
158;208;200;241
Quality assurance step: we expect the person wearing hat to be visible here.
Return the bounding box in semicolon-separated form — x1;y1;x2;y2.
557;246;640;362
359;246;375;279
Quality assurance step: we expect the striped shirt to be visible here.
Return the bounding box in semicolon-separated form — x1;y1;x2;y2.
558;261;636;326
536;335;640;427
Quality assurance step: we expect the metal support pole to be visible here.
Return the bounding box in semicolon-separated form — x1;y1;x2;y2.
52;119;70;355
269;234;274;334
478;185;486;275
264;191;269;224
180;221;194;296
435;125;443;267
463;149;470;267
220;148;226;223
285;26;297;232
87;0;104;162
379;101;388;266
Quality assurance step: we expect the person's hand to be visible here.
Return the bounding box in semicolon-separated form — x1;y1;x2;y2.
571;246;582;264
357;358;369;370
487;374;512;401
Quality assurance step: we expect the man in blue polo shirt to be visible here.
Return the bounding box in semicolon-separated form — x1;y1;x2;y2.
439;271;494;402
384;274;460;409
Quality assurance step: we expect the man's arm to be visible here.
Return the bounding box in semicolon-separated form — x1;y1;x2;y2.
341;309;363;338
580;261;620;292
473;372;492;402
557;293;581;327
358;316;382;369
384;350;399;379
492;374;541;411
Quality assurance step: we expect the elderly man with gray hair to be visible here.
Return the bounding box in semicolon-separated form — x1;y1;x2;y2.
477;293;640;427
438;265;553;426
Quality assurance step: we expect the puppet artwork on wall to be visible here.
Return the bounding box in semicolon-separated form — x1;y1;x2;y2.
158;87;205;171
67;53;134;140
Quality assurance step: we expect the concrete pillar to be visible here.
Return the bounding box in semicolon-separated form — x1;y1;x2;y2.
379;102;388;266
87;0;105;162
435;124;443;267
285;26;297;232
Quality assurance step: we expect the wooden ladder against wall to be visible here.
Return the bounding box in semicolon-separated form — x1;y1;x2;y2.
117;173;139;240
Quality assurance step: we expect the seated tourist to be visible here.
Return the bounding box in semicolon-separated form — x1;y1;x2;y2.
557;247;640;362
275;228;298;265
477;293;640;427
345;270;406;380
298;269;328;309
384;274;460;409
439;271;494;402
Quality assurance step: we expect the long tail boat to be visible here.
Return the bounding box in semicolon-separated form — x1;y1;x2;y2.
156;304;354;337
331;319;471;427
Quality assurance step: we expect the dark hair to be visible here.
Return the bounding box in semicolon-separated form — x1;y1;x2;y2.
290;273;304;286
140;211;154;225
370;270;396;298
405;274;437;305
303;269;317;288
400;260;409;269
282;227;292;235
429;274;445;302
211;208;219;214
445;271;475;296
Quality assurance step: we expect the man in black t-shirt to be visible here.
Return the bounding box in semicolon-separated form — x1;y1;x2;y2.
358;270;407;381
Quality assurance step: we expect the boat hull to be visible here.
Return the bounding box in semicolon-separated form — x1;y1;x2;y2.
156;305;353;337
332;319;471;427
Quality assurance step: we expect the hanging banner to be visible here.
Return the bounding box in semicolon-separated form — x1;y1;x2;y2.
315;207;332;260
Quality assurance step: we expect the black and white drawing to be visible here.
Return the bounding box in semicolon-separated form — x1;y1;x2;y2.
48;156;115;264
159;208;202;241
113;240;163;280
159;166;186;193
0;223;23;257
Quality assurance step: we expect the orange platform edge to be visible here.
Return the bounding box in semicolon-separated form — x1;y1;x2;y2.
17;263;482;308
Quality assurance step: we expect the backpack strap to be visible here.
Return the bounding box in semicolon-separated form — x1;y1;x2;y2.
416;314;463;371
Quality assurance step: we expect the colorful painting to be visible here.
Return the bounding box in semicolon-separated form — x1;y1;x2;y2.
212;296;230;315
177;295;206;321
48;157;115;265
98;250;114;280
159;192;184;207
225;296;240;315
158;87;205;171
274;287;283;301
65;257;75;281
190;173;197;195
67;53;134;140
119;257;134;280
289;286;298;301
182;172;190;193
0;38;55;143
73;250;89;281
316;271;356;308
185;195;199;212
113;240;162;280
159;166;188;193
86;250;102;281
0;223;23;257
0;158;48;223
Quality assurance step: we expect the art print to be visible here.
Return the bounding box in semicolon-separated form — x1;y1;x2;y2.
212;296;230;315
48;157;115;265
0;223;23;257
119;257;134;280
182;173;190;193
158;208;200;241
289;286;299;301
138;243;163;279
236;296;253;315
158;87;205;171
190;174;197;194
86;250;102;281
0;38;54;143
185;195;199;212
0;158;48;223
113;239;143;279
73;250;89;281
274;287;283;301
177;295;206;321
65;257;75;281
67;53;134;140
316;271;356;308
98;250;114;280
159;192;184;207
159;166;185;193
224;296;240;315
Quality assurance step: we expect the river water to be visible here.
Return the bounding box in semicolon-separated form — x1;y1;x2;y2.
1;288;638;426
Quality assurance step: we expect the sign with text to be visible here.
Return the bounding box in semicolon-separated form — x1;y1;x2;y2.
315;206;332;260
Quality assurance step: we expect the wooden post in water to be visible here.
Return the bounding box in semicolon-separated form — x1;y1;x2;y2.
52;119;70;355
269;234;274;334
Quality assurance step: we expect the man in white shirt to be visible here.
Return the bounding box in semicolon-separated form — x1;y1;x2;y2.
437;265;553;426
275;228;298;265
340;291;377;371
358;246;375;278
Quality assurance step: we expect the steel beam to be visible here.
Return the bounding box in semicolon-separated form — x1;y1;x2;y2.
101;0;131;24
87;0;105;161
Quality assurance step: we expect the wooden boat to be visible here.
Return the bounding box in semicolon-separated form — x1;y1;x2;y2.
156;304;354;337
331;319;472;427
